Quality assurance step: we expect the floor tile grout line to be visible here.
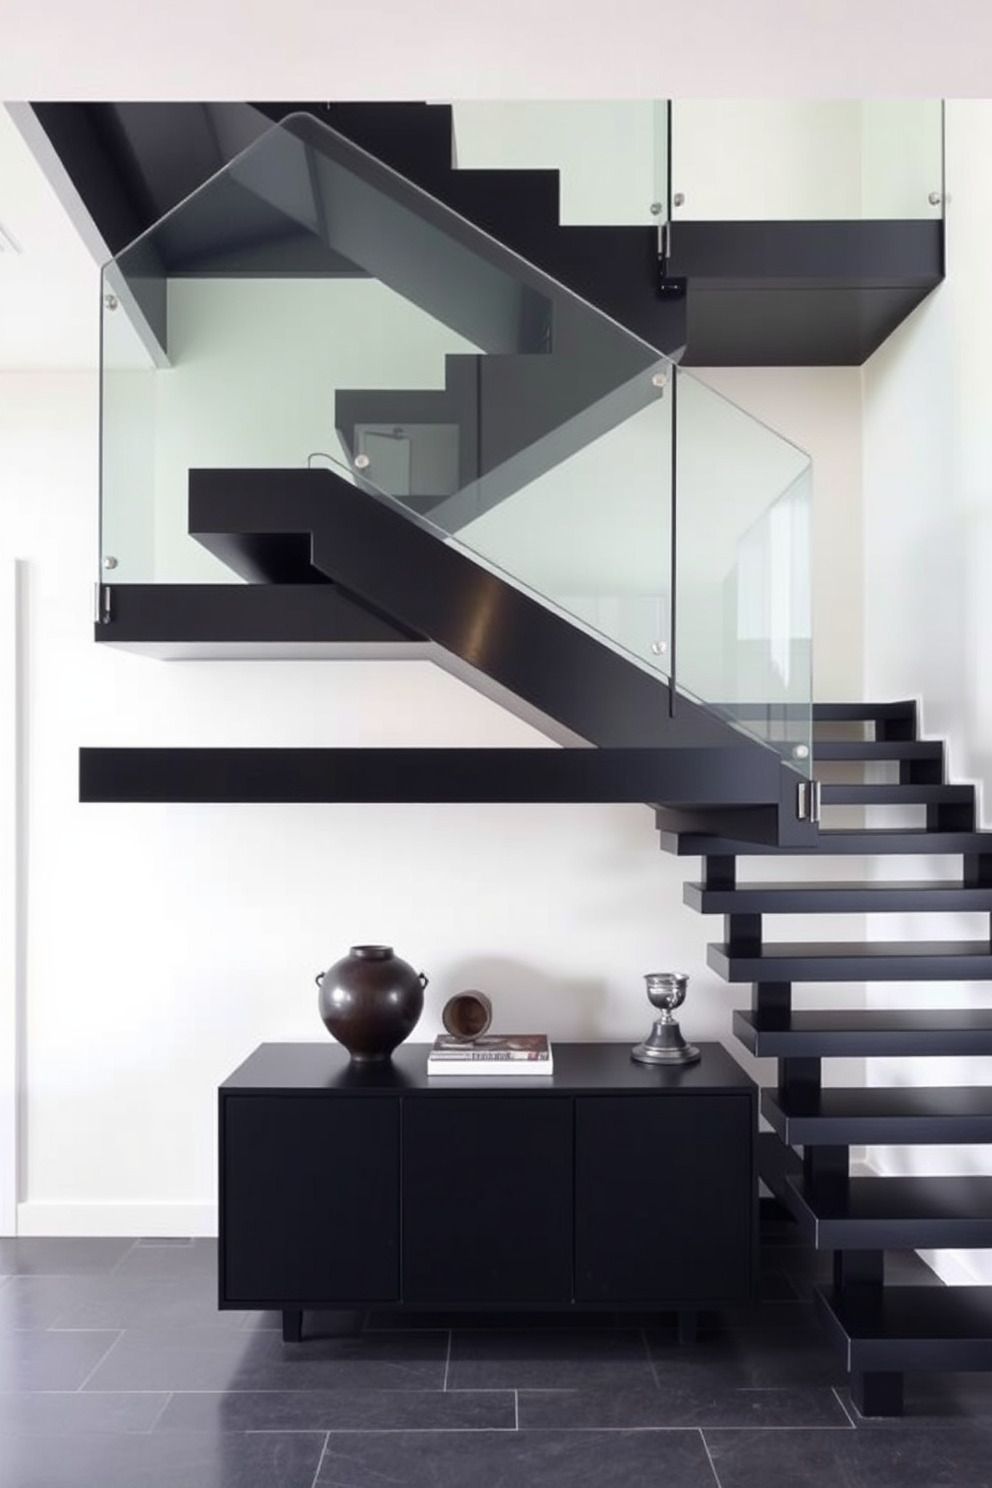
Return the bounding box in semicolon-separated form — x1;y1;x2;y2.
308;1430;330;1488
108;1239;141;1275
72;1329;126;1393
698;1426;725;1488
144;1389;174;1434
442;1330;452;1392
832;1385;859;1429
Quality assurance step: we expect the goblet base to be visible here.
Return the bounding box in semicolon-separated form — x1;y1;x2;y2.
631;1017;701;1066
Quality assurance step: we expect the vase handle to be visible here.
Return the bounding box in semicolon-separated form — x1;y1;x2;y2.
418;971;429;989
315;972;324;988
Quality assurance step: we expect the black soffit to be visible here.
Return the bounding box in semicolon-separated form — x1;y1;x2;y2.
27;103;943;367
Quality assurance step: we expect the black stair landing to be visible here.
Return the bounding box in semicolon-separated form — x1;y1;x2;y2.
709;940;992;983
735;1007;992;1058
784;1174;992;1250
816;1284;992;1377
686;878;992;914
763;1086;992;1146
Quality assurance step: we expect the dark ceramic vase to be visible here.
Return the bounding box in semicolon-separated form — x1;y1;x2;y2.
316;945;427;1063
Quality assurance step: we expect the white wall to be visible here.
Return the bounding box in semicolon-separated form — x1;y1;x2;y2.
862;100;992;1286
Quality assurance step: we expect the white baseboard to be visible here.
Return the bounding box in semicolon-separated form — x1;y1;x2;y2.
15;1202;217;1237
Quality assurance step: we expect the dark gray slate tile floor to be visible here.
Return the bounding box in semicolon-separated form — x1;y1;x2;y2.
0;1229;991;1488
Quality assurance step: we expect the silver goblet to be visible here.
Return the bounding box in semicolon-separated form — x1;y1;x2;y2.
631;972;700;1065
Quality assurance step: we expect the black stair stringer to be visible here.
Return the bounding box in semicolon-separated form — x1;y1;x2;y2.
660;698;992;1416
186;464;812;842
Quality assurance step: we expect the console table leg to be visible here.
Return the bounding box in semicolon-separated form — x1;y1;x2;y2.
852;1369;903;1417
678;1309;698;1345
282;1308;303;1343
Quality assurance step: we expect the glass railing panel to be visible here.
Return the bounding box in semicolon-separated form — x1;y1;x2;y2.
443;357;674;682
100;269;159;583
450;102;663;226
673;369;812;770
99;105;813;768
651;100;670;226
670;100;943;221
312;353;674;688
100;111;667;587
860;100;944;219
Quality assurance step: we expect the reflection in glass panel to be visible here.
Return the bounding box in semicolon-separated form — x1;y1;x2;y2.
674;370;812;768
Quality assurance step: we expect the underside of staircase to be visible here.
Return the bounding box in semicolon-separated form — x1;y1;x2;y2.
662;698;992;1416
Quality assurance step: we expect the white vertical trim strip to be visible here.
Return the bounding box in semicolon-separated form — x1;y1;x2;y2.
0;560;24;1235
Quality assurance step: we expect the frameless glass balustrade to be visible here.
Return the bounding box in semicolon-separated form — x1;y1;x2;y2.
100;108;813;766
669;100;943;222
673;370;813;770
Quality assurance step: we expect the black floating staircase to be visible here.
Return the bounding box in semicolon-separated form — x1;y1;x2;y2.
661;698;992;1416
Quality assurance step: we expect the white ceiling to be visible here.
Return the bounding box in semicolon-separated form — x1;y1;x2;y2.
0;104;103;370
0;0;989;96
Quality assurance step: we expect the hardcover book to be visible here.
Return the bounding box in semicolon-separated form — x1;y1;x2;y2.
426;1033;553;1076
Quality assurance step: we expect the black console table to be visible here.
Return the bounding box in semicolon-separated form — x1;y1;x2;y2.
218;1041;756;1340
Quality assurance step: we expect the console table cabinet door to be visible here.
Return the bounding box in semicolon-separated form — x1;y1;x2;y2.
222;1095;399;1305
574;1094;753;1305
402;1096;573;1305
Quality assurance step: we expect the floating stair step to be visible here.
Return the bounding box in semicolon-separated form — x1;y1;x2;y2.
710;939;992;982
814;741;943;763
735;1007;992;1058
421;168;562;237
317;102;456;180
819;784;973;807
816;1284;992;1375
659;826;992;856
763;1085;992;1145
784;1173;992;1249
813;701;918;724
686;878;992;914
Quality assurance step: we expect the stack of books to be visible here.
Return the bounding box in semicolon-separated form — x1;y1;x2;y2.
426;1033;554;1077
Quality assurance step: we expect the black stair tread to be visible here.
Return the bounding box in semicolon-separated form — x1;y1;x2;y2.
764;1085;992;1143
813;701;918;722
784;1174;992;1249
710;939;992;983
819;783;972;805
790;1173;992;1221
768;1085;992;1116
735;1007;992;1057
816;1286;992;1374
659;826;992;855
687;879;992;913
311;102;455;179
814;740;943;761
